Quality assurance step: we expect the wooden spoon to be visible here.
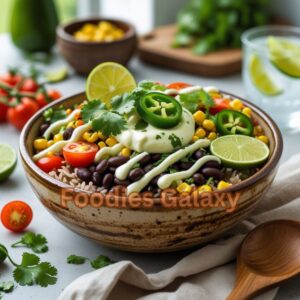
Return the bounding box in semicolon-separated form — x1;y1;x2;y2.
227;220;300;300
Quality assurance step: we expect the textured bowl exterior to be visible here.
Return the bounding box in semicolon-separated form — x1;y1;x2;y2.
57;18;137;74
20;93;283;252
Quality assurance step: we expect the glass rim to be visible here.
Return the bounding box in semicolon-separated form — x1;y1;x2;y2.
241;25;300;49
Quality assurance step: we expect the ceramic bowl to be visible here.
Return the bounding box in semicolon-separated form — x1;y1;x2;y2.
57;18;137;74
20;92;283;252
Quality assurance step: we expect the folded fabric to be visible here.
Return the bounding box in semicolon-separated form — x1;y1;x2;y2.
58;154;300;300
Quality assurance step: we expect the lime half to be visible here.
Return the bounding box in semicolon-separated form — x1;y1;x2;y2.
0;144;17;182
267;36;300;78
249;54;282;96
86;62;136;105
210;135;270;169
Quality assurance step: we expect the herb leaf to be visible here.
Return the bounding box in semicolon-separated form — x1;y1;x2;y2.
12;232;48;254
67;255;87;265
82;99;107;123
90;255;114;270
168;134;182;149
198;90;214;111
0;281;14;293
111;94;135;115
43;107;67;124
138;80;156;90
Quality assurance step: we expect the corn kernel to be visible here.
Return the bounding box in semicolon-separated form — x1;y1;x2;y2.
192;135;199;142
106;137;117;147
75;120;84;127
242;107;252;118
54;133;63;143
198;185;212;193
47;151;54;157
67;121;76;128
193;111;206;125
217;181;232;190
202;119;215;131
66;108;72;115
257;135;269;144
230;99;244;111
97;131;106;140
83;132;98;143
207;132;217;140
121;148;132;157
195;127;206;138
177;183;192;194
47;140;54;147
34;139;48;151
210;92;222;99
98;141;107;149
82;23;97;35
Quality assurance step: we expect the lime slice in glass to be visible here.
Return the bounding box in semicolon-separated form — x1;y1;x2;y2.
249;54;282;96
267;36;300;78
0;144;17;182
86;62;136;105
210;135;270;169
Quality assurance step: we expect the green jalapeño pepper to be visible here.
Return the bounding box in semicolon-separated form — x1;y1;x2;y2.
216;109;253;136
137;92;182;129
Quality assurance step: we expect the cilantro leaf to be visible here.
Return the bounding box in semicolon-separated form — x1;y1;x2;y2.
111;94;135;115
35;262;58;287
138;80;156;90
81;99;107;123
12;232;48;253
135;119;148;130
168;134;182;149
0;281;14;293
178;92;201;113
90;255;114;270
67;255;87;265
198;90;214;111
43;107;67;124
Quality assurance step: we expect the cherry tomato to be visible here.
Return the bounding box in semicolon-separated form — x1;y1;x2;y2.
63;142;98;168
36;93;49;108
1;201;33;232
36;156;63;173
0;73;22;87
0;103;9;123
166;82;192;90
7;97;39;130
48;89;62;100
20;78;39;93
209;98;231;115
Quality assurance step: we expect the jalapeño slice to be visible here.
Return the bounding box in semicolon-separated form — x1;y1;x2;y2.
137;92;182;129
216;109;253;136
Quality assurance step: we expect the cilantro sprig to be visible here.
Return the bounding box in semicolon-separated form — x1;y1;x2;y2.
67;254;114;270
11;232;48;254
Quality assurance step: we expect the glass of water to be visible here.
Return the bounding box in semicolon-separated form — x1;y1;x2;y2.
242;26;300;132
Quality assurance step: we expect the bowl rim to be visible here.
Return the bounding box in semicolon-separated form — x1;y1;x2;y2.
20;91;283;198
57;17;137;46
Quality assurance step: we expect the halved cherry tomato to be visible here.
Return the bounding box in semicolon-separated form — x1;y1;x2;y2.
1;201;33;232
7;97;39;130
63;142;98;168
36;156;63;173
209;98;231;115
0;73;22;87
166;82;192;90
48;89;62;100
20;78;39;93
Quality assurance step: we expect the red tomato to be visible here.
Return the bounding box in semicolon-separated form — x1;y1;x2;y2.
63;142;98;168
7;97;39;130
166;82;192;90
36;156;63;173
48;89;62;100
0;103;9;122
1;201;33;232
20;78;39;93
36;93;49;108
0;73;22;87
209;98;231;115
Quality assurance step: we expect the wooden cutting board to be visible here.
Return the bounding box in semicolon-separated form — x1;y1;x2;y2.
138;24;242;77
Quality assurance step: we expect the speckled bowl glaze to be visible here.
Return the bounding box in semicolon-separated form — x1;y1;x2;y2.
20;92;283;252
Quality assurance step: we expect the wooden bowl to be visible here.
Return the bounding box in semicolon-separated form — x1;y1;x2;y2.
57;18;137;74
20;93;283;252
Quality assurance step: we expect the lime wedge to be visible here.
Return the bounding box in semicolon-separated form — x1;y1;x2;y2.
45;67;69;83
267;36;300;78
249;54;282;96
0;144;17;182
86;62;136;105
210;135;270;169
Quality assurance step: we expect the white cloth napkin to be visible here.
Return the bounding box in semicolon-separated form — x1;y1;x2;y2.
58;154;300;300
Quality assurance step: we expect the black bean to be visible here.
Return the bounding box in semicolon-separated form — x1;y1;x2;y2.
179;161;194;170
151;175;160;186
102;173;114;189
39;123;50;135
194;150;204;160
139;154;151;166
151;154;161;162
108;156;129;167
201;167;223;180
170;163;179;171
63;127;74;140
193;173;205;186
144;164;153;173
109;167;116;173
92;172;103;186
95;160;109;174
202;161;221;169
89;165;96;173
114;178;130;186
129;168;145;182
76;168;92;183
